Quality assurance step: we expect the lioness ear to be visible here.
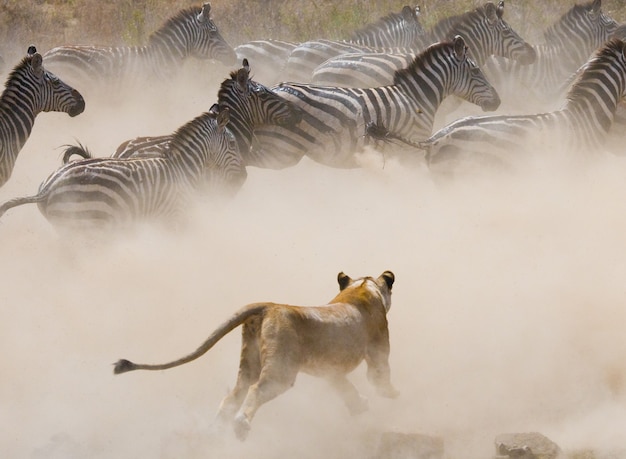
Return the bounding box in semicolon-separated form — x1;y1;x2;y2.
337;272;352;290
381;271;395;290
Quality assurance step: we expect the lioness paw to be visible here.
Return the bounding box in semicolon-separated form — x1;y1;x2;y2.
233;413;251;441
378;386;400;399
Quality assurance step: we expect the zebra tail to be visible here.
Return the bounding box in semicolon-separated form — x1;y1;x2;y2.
113;303;268;375
62;143;93;164
0;193;46;219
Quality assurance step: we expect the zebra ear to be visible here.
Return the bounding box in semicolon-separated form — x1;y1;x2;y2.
497;1;504;19
30;52;43;76
242;58;250;73
485;2;498;24
337;272;352;291
209;103;220;116
27;45;37;56
216;107;230;133
236;66;250;94
198;2;211;21
401;5;417;22
453;35;467;61
591;0;601;14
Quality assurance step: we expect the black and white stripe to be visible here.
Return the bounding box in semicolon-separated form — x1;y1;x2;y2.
250;36;500;169
111;59;302;167
43;3;236;87
0;107;243;230
311;1;536;88
282;5;424;83
0;46;85;188
421;38;626;175
483;0;618;107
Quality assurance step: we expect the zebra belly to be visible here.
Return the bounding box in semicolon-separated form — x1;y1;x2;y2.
38;160;183;228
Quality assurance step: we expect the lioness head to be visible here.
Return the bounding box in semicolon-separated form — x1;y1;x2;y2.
337;270;395;312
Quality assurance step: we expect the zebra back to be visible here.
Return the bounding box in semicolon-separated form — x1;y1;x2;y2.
251;37;500;169
42;3;236;87
311;1;535;89
0;46;85;188
424;38;626;176
349;5;424;48
484;0;618;107
0;106;244;230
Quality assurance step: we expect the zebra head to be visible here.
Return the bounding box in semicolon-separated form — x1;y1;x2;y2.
449;36;501;112
218;59;303;140
22;46;85;117
190;2;237;66
481;1;536;65
545;0;618;65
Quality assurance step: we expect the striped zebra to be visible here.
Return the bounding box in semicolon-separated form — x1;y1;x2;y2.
311;1;536;88
249;36;500;169
0;46;85;188
417;38;626;176
81;59;302;167
282;5;424;83
0;106;243;230
483;0;618;108
234;39;299;84
42;3;236;88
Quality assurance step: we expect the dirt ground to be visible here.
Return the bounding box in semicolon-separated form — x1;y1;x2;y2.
1;58;626;459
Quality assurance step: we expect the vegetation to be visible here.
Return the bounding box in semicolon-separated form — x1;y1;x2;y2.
0;0;625;64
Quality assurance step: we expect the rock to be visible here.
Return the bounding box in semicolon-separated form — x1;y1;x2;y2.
495;432;562;459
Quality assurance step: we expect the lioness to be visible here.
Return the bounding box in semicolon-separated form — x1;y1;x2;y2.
114;270;398;440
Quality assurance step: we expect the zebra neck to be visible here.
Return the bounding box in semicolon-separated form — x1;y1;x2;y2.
0;90;36;153
395;71;449;124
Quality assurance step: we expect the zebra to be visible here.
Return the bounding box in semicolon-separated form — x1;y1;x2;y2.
311;1;536;88
249;36;501;169
416;38;626;177
65;59;302;167
234;39;299;84
0;106;243;230
483;0;618;109
42;3;237;89
281;5;424;83
0;46;85;188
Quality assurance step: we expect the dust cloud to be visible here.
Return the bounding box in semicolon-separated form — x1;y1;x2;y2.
1;61;626;459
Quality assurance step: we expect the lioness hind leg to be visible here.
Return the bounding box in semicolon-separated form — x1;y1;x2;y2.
233;366;299;441
216;319;262;424
328;375;369;415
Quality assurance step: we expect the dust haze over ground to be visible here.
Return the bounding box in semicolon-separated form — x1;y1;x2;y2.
1;56;626;459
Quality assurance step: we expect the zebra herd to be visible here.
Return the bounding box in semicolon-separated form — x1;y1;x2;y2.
0;0;624;231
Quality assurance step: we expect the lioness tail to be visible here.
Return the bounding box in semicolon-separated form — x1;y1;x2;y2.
113;303;267;375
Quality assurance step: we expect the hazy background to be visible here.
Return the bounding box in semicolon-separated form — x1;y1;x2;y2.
1;1;626;458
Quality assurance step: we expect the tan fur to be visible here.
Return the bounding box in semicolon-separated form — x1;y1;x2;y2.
114;270;398;440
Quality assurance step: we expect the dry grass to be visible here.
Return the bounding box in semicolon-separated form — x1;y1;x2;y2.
1;0;625;66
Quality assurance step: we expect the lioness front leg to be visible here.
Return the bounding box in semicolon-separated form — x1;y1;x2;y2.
366;340;399;399
328;375;369;415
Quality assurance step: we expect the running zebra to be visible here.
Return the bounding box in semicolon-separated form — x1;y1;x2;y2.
250;36;500;169
311;1;536;88
43;3;236;88
0;106;243;230
282;5;424;83
483;0;618;108
418;38;626;176
234;39;299;84
85;59;302;166
0;46;85;188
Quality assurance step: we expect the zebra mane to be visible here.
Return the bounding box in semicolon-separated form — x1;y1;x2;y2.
543;1;597;42
427;3;494;41
392;40;454;85
565;38;626;103
148;5;206;44
2;53;36;92
169;111;218;153
349;6;419;40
